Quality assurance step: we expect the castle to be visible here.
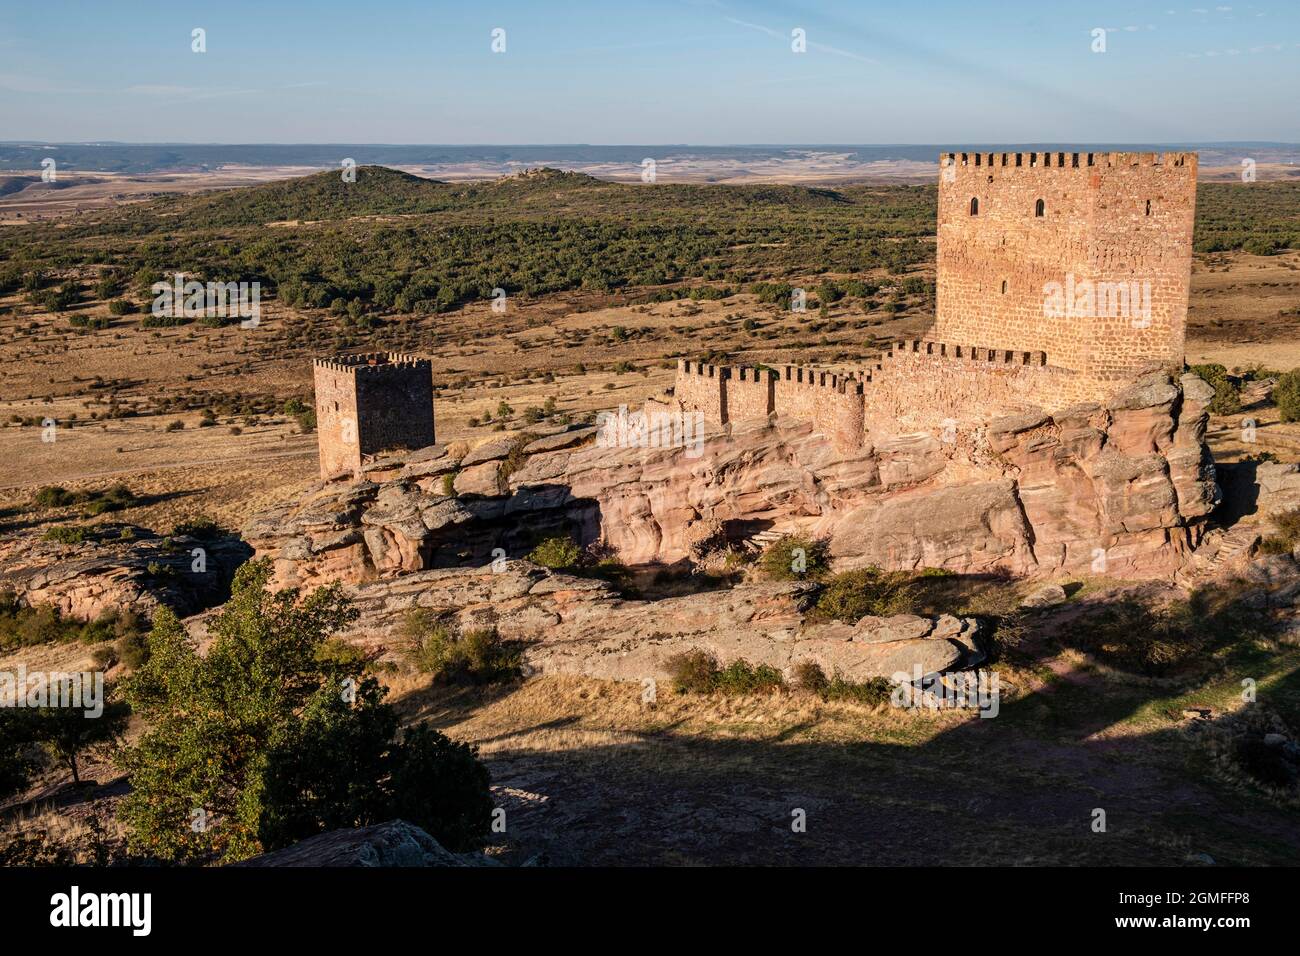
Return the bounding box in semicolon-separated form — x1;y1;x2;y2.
672;150;1198;450
314;352;436;479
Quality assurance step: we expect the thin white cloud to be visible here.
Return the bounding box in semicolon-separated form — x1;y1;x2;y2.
726;17;877;65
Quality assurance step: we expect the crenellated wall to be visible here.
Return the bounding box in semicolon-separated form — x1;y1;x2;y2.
674;360;867;452
674;360;727;423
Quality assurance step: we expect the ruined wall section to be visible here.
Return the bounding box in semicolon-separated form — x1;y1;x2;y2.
672;361;864;452
773;367;865;452
934;150;1195;394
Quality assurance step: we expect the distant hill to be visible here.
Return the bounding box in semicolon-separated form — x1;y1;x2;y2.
109;164;857;227
3;142;1297;175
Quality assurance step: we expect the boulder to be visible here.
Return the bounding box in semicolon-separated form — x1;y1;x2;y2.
233;820;500;867
523;426;597;455
454;461;507;497
1021;583;1068;609
461;438;518;467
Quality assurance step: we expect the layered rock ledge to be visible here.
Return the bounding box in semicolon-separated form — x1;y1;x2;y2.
247;371;1219;587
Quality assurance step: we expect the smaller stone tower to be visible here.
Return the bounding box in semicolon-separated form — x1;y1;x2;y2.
313;352;436;480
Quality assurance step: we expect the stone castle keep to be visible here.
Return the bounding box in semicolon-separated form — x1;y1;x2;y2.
672;150;1198;450
314;352;435;479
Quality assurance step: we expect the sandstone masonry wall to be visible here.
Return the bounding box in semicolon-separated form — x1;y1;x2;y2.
728;366;776;422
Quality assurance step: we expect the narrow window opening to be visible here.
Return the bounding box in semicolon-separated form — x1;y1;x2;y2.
969;197;979;216
1001;280;1008;294
1034;198;1045;217
1144;199;1151;216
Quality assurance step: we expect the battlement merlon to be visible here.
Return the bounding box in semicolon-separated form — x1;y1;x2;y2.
314;352;432;375
938;150;1198;173
889;340;1048;368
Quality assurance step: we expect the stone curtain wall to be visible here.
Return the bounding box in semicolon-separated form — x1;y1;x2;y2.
675;347;1086;445
934;151;1195;393
772;367;865;451
727;367;776;422
862;341;1083;433
314;352;435;480
674;361;866;452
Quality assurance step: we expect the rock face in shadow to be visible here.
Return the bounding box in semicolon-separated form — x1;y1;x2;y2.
233;820;500;867
0;531;252;621
246;372;1218;585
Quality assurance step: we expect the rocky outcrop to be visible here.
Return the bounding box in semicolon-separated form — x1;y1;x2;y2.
0;530;251;621
233;820;502;867
246;372;1218;585
299;561;983;683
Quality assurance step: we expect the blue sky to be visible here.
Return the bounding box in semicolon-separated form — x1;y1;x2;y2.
1;1;1297;143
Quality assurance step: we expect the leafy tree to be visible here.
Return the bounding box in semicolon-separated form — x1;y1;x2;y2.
759;534;830;581
26;697;129;785
120;559;492;863
527;535;581;570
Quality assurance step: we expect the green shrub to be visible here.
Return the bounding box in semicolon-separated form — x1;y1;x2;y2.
665;649;719;693
1259;507;1300;555
666;650;784;695
812;567;918;621
402;611;520;684
441;471;457;497
759;534;830;581
385;725;494;852
715;659;784;694
42;525;88;545
1275;369;1300;423
172;515;221;539
527;535;582;570
822;675;895;706
115;629;151;670
792;660;829;693
33;486;75;508
1189;363;1242;415
791;660;891;703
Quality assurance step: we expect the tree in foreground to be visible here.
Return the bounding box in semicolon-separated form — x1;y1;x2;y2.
120;559;493;863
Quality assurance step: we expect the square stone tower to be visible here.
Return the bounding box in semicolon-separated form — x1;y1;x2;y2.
933;150;1197;392
313;352;436;480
